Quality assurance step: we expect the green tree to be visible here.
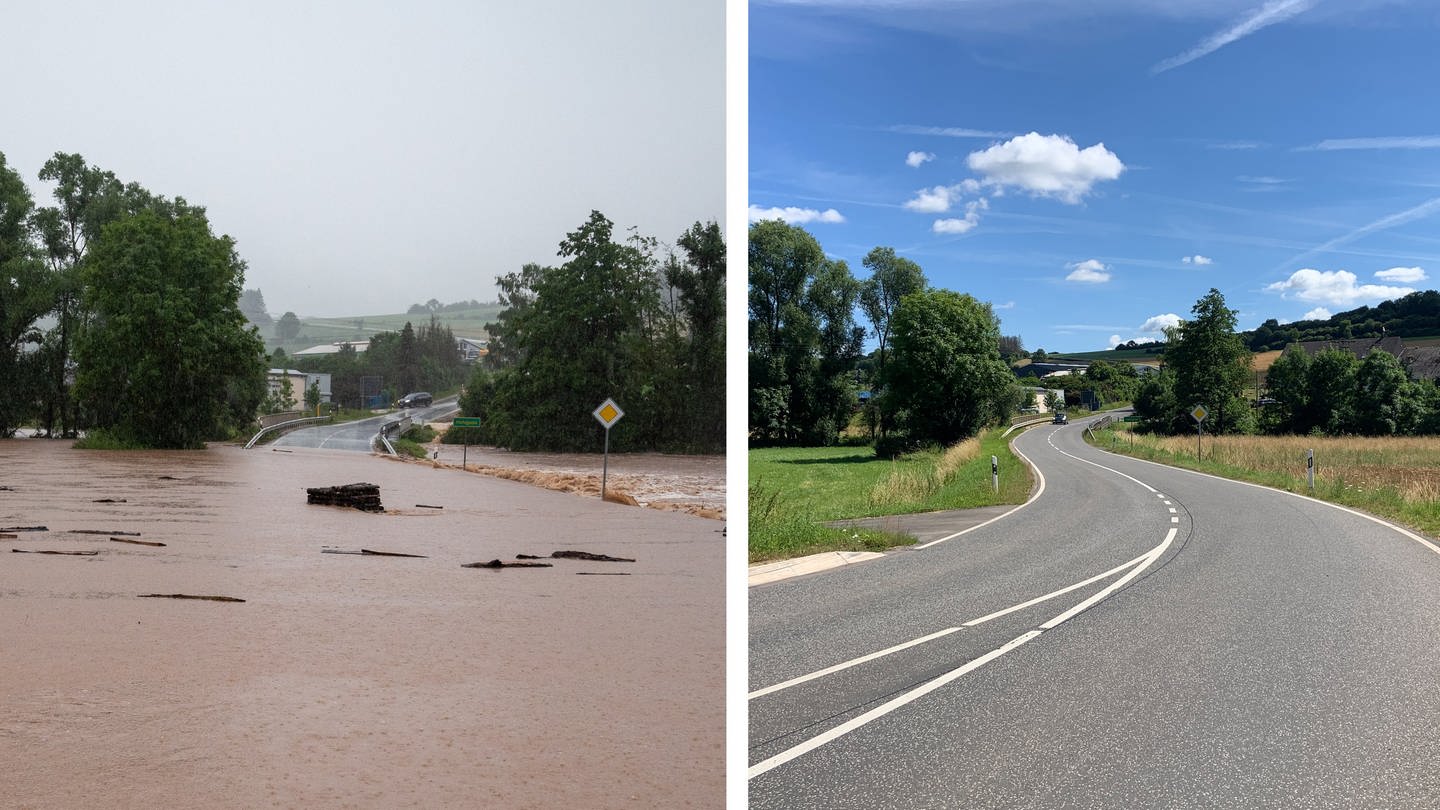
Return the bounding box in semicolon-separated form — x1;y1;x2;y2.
0;152;52;436
658;220;726;450
748;220;860;445
74;207;266;448
1352;349;1421;435
1306;348;1359;435
859;246;926;380
1132;369;1180;433
1163;289;1253;434
469;211;661;451
275;311;301;342
396;321;420;394
884;289;1016;447
304;379;321;413
1262;344;1311;433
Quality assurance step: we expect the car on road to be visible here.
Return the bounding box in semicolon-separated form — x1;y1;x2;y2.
1053;412;1068;425
396;392;432;409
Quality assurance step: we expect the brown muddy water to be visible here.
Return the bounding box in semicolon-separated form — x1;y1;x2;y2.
0;441;724;809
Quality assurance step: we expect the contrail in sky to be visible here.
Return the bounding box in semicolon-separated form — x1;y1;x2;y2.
1152;0;1315;74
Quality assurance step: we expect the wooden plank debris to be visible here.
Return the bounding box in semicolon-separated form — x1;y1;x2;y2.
306;483;384;512
0;526;47;532
12;549;99;556
576;572;632;576
71;529;141;536
320;548;428;558
138;593;245;603
461;559;554;569
92;498;128;503
551;550;635;563
416;504;443;509
110;537;166;547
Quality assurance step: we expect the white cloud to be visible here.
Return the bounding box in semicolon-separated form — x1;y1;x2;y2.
747;205;845;225
933;198;988;234
905;151;936;168
1181;254;1214;265
1065;259;1111;284
904;185;958;213
1375;266;1428;283
994;300;1016;310
966;133;1124;204
887;124;1014;139
1152;0;1315;74
1139;313;1182;333
1107;335;1125;349
1309;136;1440;151
1264;268;1415;306
1302;307;1332;320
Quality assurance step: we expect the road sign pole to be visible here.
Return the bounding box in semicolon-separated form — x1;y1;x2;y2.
602;427;610;499
991;455;999;493
1307;449;1315;491
592;398;624;502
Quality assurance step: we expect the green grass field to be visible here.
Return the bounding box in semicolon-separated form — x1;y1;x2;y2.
749;428;1034;562
1086;423;1440;539
262;306;502;353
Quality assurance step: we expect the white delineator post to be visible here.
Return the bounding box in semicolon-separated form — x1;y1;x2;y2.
1307;448;1315;492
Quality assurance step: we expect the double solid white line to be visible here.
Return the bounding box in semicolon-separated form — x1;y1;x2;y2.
748;526;1178;779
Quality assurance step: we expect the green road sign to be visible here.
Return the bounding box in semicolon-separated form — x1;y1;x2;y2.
453;417;481;427
1123;415;1142;422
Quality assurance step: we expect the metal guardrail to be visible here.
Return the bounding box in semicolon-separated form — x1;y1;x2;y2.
244;415;334;449
374;415;412;455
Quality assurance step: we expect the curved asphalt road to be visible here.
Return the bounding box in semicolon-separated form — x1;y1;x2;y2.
749;414;1440;808
270;397;458;453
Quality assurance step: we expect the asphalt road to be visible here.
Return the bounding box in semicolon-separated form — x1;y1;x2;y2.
270;397;458;452
749;414;1440;808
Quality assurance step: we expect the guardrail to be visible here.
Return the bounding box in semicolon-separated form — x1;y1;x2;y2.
374;415;412;455
244;415;334;449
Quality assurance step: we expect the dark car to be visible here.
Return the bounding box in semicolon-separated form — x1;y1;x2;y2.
1053;412;1068;425
397;392;432;409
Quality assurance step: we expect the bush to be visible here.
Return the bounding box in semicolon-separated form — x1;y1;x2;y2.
874;433;938;459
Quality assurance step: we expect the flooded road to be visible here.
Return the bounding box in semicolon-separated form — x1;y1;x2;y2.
0;440;723;808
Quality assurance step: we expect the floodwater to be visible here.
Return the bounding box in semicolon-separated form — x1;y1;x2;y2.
420;442;725;519
0;441;724;809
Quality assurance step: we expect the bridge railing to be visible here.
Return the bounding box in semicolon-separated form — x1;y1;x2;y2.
244;415;333;449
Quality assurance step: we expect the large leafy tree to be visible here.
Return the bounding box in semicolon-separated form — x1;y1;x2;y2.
859;246;926;380
0;152;50;436
748;220;861;445
469;211;663;451
74;206;266;448
1306;348;1359;435
1262;343;1312;433
1352;349;1422;435
30;153;162;436
883;289;1017;447
655;220;726;450
1163;289;1253;434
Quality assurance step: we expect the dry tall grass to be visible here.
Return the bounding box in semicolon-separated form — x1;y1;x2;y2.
868;437;982;507
1137;433;1440;503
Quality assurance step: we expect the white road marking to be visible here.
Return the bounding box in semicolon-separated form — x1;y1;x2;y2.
748;529;1177;781
748;629;1044;779
748;550;1154;701
749;437;1185;780
913;441;1046;550
1100;449;1440;558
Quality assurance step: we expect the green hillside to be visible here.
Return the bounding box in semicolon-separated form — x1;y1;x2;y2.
259;305;502;354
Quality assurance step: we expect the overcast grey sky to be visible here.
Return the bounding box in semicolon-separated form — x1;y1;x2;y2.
4;0;724;317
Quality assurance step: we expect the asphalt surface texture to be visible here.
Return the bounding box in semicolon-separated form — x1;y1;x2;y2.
749;414;1440;809
270;397;458;453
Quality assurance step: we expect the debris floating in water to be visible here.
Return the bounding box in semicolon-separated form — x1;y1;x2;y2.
138;593;245;603
461;559;553;569
12;549;99;556
306;483;384;512
71;529;141;537
551;550;635;563
110;537;166;547
321;548;428;558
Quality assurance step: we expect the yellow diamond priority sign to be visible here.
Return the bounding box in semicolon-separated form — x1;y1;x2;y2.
593;398;624;429
1191;404;1208;423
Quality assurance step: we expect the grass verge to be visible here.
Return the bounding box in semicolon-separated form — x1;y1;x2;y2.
1086;423;1440;539
749;427;1034;563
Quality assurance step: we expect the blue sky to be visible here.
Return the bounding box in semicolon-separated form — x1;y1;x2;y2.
749;0;1440;352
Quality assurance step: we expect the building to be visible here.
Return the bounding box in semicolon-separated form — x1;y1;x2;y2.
293;340;369;359
265;369;332;408
456;337;489;363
